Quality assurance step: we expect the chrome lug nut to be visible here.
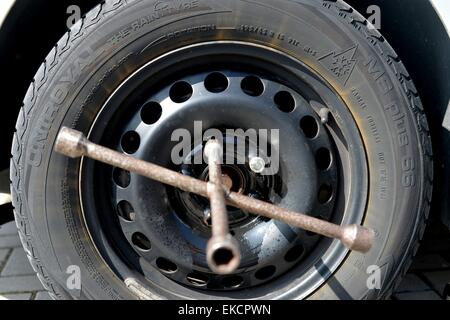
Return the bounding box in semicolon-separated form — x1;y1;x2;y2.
249;157;266;174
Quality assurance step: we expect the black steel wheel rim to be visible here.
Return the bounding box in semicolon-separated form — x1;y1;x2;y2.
80;42;368;299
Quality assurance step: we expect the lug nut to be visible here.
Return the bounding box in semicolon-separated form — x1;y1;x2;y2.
319;108;330;124
249;157;266;174
203;209;212;226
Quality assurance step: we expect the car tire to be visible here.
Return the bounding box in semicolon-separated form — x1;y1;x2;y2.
10;0;432;300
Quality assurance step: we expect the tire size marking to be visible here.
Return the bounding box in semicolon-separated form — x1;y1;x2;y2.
237;25;318;57
238;25;286;40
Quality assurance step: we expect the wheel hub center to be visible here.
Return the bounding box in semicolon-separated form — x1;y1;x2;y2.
220;166;244;193
221;173;234;191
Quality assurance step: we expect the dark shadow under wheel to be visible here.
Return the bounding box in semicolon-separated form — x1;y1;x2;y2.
11;0;432;300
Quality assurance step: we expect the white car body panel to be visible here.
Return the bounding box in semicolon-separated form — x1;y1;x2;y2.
431;0;450;33
0;0;15;28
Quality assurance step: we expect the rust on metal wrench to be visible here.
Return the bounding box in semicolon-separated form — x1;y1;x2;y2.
54;127;375;270
203;140;241;274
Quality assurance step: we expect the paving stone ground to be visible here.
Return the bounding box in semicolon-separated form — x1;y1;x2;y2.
0;221;52;300
391;220;450;300
0;206;449;300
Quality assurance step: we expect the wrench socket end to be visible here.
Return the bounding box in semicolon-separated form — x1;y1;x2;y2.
55;127;88;159
207;235;241;275
341;224;375;253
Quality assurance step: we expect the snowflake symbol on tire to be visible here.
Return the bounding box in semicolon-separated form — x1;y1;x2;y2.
319;46;358;86
331;56;353;77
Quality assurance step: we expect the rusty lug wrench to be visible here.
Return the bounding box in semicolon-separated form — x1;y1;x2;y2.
54;128;375;261
204;140;241;274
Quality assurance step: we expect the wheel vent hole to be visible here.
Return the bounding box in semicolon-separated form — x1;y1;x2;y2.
113;168;131;188
170;81;193;103
274;91;296;113
241;76;264;96
186;272;209;287
117;200;135;222
300;116;319;139
221;275;244;289
132;232;151;251
255;265;276;280
318;184;333;204
141;101;162;125
121;131;140;154
205;72;229;93
284;244;304;262
315;148;332;171
156;257;178;274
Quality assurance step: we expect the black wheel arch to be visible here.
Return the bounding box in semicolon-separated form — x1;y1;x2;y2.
1;0;449;226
